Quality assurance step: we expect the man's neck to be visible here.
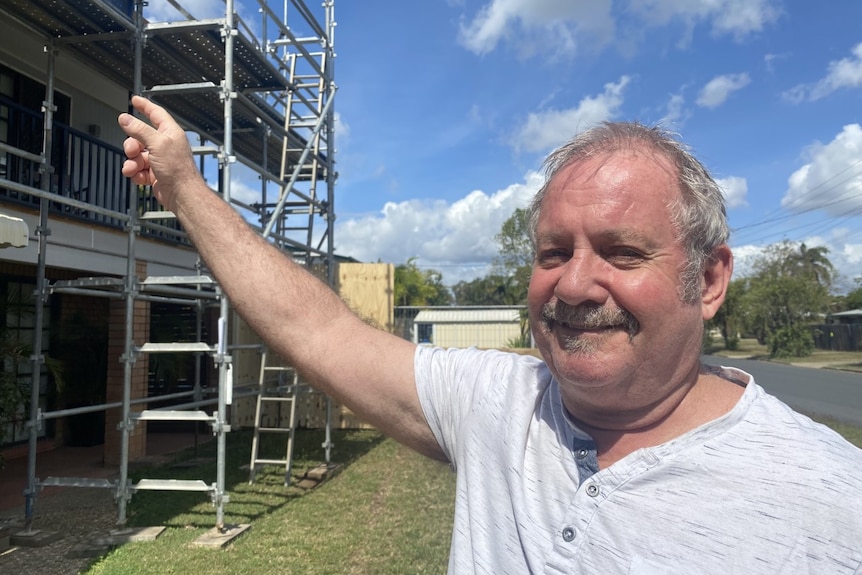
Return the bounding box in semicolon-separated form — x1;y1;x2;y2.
572;370;746;468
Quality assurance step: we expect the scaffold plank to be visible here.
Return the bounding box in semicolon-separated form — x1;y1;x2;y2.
38;477;115;488
133;410;215;422
134;479;212;492
139;342;215;353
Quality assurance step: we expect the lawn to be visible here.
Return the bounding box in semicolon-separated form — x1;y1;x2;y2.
85;429;455;575
82;359;862;574
706;337;862;372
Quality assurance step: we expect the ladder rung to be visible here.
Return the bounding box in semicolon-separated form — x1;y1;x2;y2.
139;342;215;353
252;458;289;465
261;397;295;403
258;427;293;433
134;479;212;492
133;410;214;422
264;366;294;371
39;477;115;488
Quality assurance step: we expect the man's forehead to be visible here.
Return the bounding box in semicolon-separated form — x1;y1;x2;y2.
550;147;679;187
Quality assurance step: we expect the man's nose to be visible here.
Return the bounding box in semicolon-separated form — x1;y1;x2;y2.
553;249;611;307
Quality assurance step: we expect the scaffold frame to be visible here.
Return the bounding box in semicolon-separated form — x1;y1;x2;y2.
0;0;337;537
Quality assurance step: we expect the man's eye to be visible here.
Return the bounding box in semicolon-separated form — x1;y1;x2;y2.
537;249;569;265
608;248;645;265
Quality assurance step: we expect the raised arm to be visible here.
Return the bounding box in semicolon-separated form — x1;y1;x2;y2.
119;96;443;459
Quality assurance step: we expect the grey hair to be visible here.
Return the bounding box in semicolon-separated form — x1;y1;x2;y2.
528;122;729;304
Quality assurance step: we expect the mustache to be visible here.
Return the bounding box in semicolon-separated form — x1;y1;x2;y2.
541;302;639;340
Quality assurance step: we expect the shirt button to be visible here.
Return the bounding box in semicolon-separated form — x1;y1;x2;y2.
586;484;599;497
576;449;589;459
562;526;576;542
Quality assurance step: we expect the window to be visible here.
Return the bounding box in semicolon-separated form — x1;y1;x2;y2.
417;323;433;345
0;280;50;446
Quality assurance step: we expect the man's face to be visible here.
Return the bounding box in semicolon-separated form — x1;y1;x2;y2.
527;149;707;420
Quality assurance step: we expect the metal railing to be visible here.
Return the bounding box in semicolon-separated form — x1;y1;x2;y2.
0;95;185;242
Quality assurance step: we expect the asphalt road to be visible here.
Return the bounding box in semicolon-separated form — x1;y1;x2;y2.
703;355;862;427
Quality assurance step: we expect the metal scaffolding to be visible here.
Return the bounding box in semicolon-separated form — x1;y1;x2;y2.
0;0;337;537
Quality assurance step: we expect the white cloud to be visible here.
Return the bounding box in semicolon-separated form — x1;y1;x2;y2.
728;243;764;279
782;124;862;215
696;73;751;109
630;0;782;41
334;172;544;284
512;76;631;154
843;243;862;265
661;92;689;126
457;0;779;58
783;42;862;103
333;112;350;147
228;174;264;207
764;52;787;75
716;176;748;208
458;0;614;57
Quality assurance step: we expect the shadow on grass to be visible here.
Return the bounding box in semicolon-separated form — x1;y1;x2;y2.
124;428;384;529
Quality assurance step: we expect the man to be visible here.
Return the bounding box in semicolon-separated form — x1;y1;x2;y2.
119;96;862;573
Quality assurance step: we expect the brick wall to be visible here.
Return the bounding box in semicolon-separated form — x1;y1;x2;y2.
104;261;150;466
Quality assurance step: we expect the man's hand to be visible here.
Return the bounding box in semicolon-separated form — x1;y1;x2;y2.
117;95;200;213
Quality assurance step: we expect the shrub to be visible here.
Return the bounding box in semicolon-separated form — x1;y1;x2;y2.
769;325;815;358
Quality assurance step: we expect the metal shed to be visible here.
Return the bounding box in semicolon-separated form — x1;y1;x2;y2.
413;307;524;348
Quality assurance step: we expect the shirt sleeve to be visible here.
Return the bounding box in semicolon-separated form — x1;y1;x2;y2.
414;345;543;468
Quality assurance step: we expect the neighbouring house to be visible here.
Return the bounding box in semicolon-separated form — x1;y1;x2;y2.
827;309;862;324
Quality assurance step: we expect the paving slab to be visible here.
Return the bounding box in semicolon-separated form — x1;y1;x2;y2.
107;525;166;543
192;523;251;549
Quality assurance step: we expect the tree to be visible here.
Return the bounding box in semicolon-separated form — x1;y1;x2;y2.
740;241;834;358
394;258;452;307
494;207;533;272
452;274;524;306
792;243;834;287
489;208;533;305
707;278;745;350
845;286;862;311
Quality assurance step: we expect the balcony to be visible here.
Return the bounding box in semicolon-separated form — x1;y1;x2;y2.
0;95;185;244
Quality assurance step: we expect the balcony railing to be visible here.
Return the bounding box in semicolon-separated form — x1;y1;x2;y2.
0;95;185;243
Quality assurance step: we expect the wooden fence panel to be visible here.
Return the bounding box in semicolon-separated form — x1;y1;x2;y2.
811;324;862;352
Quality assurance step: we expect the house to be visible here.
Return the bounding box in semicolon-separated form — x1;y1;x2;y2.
827;309;862;324
0;0;337;530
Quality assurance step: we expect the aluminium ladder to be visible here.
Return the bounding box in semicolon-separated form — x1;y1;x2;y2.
248;348;300;485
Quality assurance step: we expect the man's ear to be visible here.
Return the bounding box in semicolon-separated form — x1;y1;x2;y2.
701;244;733;321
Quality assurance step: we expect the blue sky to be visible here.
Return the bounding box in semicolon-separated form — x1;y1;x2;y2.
147;0;862;292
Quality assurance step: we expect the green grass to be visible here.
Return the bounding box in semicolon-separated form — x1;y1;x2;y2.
84;429;455;575
707;338;862;371
81;367;862;574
